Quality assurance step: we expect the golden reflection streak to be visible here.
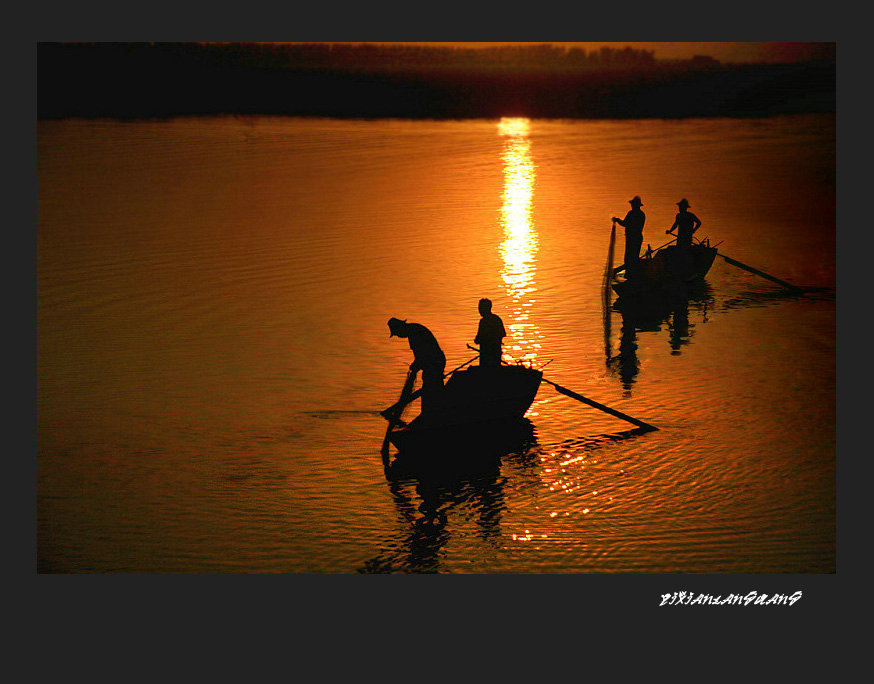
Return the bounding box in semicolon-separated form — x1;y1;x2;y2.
498;117;541;362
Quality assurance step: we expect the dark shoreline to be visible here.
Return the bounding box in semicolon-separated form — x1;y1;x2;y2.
38;44;835;121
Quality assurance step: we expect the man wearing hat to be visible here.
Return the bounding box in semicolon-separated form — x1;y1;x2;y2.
387;317;446;414
612;196;646;280
666;198;702;250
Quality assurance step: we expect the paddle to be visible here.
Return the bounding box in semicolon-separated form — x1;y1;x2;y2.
603;221;617;290
715;253;801;291
541;377;658;432
451;351;481;374
603;222;616;363
381;369;417;463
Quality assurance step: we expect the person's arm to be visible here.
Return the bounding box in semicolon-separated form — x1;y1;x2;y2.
692;214;702;233
666;215;679;235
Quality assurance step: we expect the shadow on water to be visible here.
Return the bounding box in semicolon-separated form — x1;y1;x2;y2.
606;281;715;392
548;425;658;452
605;279;831;393
359;418;537;574
359;468;506;574
358;420;649;573
717;285;833;311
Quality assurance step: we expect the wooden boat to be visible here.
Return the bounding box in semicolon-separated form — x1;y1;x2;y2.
612;239;718;299
386;417;537;480
388;363;543;455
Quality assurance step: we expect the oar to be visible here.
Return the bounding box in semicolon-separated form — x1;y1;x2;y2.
541;377;658;432
451;351;481;374
603;221;617;289
603;222;616;362
381;369;416;462
715;253;801;291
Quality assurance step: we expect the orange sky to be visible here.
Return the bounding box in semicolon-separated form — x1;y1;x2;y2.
347;42;834;64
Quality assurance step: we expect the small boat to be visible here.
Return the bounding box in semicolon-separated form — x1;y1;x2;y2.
612;240;718;299
388;363;543;455
386;417;537;480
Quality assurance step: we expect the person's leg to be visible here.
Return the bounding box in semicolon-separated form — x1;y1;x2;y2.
421;365;444;414
481;345;501;367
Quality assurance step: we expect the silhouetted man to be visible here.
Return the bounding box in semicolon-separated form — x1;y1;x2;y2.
612;196;646;280
388;317;446;413
666;198;702;249
474;298;506;367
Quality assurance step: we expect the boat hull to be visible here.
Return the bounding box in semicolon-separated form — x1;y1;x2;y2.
388;364;542;454
387;417;537;479
613;243;717;298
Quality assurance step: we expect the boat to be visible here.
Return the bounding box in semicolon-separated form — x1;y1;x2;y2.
387;363;543;455
386;417;538;480
612;239;718;299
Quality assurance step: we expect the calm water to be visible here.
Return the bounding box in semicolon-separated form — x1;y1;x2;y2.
37;114;835;573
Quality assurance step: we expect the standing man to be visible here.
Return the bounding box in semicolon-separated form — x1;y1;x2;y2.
474;298;506;367
387;317;446;414
666;198;702;249
612;196;646;280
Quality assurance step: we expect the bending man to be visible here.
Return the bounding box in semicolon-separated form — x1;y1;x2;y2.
387;317;446;414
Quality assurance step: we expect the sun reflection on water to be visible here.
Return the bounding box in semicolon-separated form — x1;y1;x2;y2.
498;117;541;362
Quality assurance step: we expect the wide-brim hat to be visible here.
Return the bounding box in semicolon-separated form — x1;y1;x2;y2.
677;198;690;208
629;196;643;206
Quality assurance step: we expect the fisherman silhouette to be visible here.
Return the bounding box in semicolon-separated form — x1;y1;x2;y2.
388;317;446;414
474;298;506;367
666;198;702;250
612;196;646;280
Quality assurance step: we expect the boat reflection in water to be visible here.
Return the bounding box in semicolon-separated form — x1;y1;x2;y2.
605;268;820;394
606;281;716;393
362;419;538;574
364;420;653;574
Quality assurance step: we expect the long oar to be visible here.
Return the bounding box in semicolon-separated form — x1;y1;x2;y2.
541;377;658;432
603;222;616;363
449;352;481;375
381;369;416;462
604;221;617;288
715;253;801;291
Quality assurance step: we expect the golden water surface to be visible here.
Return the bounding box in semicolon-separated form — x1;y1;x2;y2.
37;114;835;573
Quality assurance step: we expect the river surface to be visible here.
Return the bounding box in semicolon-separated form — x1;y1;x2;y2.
37;114;835;573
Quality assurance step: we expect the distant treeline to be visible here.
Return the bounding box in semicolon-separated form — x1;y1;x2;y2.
37;42;836;120
196;42;667;72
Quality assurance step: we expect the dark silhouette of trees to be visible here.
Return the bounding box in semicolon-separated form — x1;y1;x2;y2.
37;42;835;120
